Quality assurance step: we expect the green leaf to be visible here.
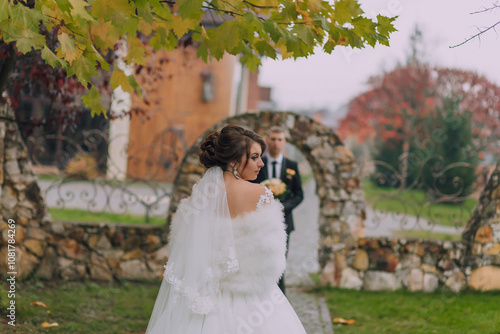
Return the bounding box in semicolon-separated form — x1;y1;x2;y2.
312;14;330;32
149;27;168;50
281;1;299;22
333;0;362;25
263;19;284;43
11;3;45;31
55;0;73;14
240;53;261;71
207;20;240;59
149;0;172;19
0;0;12;22
10;28;46;53
41;46;68;68
132;0;148;9
197;43;209;62
68;0;96;23
127;74;142;98
351;16;376;37
110;69;133;93
177;0;203;19
323;39;335;53
67;55;98;86
292;24;318;46
377;14;397;36
254;40;277;59
90;45;109;70
82;86;107;117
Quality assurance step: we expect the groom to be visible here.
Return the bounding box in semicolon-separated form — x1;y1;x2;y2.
253;126;304;295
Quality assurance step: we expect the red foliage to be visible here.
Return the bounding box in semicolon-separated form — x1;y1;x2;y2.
0;27;114;135
338;64;500;152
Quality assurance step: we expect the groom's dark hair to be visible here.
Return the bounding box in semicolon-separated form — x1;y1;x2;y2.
267;126;286;135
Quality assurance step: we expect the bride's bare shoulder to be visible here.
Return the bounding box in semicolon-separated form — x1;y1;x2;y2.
227;182;268;218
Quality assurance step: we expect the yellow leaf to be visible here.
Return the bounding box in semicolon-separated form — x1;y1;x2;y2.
110;70;133;93
275;39;293;59
170;16;196;38
31;301;49;309
307;0;322;13
56;32;84;64
201;24;208;40
137;18;153;36
124;36;148;65
41;322;59;327
333;317;356;325
295;0;313;24
91;0;114;18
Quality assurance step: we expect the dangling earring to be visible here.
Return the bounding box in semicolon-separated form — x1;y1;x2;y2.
233;165;240;179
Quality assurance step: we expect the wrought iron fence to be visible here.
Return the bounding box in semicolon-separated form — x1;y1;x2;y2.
357;149;495;239
27;126;188;224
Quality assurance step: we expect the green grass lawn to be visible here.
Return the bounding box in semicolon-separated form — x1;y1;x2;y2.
362;179;477;228
48;208;166;226
4;279;499;334
317;286;500;334
391;230;462;241
1;279;158;333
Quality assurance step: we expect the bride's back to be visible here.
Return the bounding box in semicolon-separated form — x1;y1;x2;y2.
224;176;266;219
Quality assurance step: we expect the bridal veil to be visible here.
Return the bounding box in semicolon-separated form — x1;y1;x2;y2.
145;166;238;333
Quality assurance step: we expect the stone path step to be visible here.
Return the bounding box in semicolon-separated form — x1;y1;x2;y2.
288;287;334;334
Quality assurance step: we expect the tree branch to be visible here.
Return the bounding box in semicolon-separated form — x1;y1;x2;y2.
450;20;500;48
243;0;279;9
470;4;500;15
451;3;500;47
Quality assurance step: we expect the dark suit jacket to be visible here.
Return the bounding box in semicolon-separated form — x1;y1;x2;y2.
253;156;304;235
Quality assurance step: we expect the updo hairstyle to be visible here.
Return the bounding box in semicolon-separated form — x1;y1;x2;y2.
199;125;266;170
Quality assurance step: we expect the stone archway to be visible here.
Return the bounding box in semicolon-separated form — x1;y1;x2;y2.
167;111;366;277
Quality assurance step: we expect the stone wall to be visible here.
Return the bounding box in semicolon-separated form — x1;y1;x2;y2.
322;238;500;292
0;99;48;280
1;107;499;290
36;221;169;281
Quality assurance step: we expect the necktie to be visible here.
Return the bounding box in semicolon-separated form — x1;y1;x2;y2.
272;161;277;178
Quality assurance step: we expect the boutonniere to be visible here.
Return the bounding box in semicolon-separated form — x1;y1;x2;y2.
286;168;296;180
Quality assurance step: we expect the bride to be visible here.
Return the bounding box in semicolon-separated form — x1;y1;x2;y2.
145;125;307;334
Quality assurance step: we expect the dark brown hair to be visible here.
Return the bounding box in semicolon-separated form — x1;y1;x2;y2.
199;125;266;170
267;125;285;135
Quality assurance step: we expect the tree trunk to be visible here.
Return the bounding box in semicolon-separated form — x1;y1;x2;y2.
0;43;16;96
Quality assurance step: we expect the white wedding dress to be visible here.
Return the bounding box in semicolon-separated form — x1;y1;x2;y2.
145;167;306;334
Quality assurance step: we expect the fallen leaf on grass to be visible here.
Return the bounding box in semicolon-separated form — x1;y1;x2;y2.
333;317;355;325
31;301;49;309
41;322;59;328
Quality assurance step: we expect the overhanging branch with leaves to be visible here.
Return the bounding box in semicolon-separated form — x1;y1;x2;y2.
0;0;397;116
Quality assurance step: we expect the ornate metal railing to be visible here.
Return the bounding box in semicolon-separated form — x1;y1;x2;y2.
357;150;492;238
27;125;188;224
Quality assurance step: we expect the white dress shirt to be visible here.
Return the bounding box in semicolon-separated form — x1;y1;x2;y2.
266;153;283;180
